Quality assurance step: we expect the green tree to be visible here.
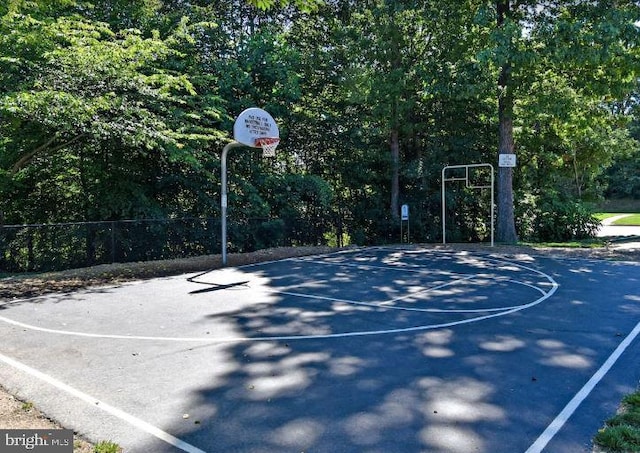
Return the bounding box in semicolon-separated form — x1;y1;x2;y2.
598;91;640;200
0;1;225;222
3;0;638;253
248;0;322;11
481;0;640;242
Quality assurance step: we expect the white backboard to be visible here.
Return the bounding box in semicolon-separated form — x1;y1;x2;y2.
233;107;279;148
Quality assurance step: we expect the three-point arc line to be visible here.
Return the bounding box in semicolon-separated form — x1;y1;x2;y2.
0;255;558;343
8;251;633;453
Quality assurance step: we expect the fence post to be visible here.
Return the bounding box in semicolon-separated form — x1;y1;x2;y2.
111;221;116;263
27;228;34;271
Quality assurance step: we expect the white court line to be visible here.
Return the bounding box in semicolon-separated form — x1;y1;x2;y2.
0;351;206;453
273;275;544;313
290;255;470;276
525;319;640;453
0;253;559;343
379;276;548;310
0;248;564;453
264;275;480;313
0;278;558;343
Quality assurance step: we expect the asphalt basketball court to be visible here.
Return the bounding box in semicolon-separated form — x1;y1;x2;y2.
0;246;639;452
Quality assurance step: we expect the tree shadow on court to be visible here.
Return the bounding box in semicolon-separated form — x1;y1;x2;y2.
8;248;639;453
160;251;638;452
0;284;127;310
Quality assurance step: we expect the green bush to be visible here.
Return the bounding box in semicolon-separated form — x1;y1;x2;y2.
516;193;600;242
594;425;640;452
594;390;640;452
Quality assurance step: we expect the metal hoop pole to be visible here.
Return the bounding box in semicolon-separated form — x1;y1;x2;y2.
221;142;243;266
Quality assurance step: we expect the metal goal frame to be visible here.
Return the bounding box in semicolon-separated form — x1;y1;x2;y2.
441;163;494;247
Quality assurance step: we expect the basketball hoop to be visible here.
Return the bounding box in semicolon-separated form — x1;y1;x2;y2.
255;137;280;157
223;107;280;266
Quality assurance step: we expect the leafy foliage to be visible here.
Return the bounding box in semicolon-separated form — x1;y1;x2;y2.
516;192;601;242
2;0;640;270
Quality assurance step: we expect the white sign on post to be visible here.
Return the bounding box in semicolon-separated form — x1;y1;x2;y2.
401;204;409;221
499;154;517;167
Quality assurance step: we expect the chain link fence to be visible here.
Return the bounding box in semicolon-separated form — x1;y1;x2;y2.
0;216;337;273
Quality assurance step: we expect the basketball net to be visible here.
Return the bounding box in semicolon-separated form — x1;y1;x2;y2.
255;137;279;158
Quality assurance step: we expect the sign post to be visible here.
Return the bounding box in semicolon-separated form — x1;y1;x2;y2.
400;204;410;243
221;108;279;266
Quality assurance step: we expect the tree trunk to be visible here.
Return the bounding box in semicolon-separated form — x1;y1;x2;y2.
390;128;400;219
573;154;583;198
496;0;518;243
11;133;87;173
497;93;518;243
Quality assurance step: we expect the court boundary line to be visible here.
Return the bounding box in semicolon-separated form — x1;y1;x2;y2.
7;246;639;453
0;247;559;453
0;282;558;344
0;350;206;453
0;250;559;343
525;318;640;453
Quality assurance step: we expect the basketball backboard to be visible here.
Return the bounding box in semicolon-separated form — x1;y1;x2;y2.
233;107;279;148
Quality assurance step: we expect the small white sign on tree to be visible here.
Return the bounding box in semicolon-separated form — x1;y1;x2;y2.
499;154;517;168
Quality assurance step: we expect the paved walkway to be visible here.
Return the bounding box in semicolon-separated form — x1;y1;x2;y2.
598;214;640;250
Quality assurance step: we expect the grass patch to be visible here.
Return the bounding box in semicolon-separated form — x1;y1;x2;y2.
94;441;122;453
624;393;640;407
594;213;623;221
595;390;640;452
521;238;607;248
612;214;640;226
20;401;34;411
595;425;640;452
